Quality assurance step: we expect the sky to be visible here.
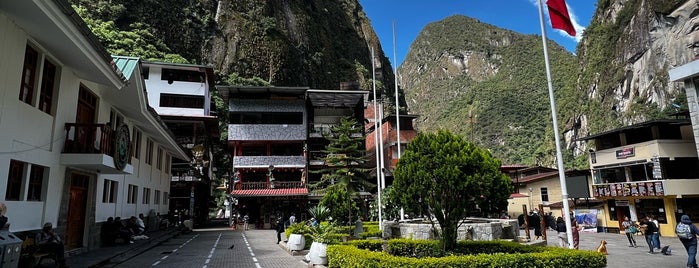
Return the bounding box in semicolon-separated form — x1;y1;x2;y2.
359;0;597;67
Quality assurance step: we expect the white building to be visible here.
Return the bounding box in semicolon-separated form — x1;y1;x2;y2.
0;0;187;252
141;61;219;226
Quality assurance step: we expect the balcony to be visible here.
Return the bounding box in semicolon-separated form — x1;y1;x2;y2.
60;123;133;174
590;139;695;168
231;181;308;197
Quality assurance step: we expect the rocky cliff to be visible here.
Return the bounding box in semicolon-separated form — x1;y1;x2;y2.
399;1;696;167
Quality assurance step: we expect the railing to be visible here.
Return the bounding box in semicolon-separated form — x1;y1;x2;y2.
63;123;113;155
234;181;305;190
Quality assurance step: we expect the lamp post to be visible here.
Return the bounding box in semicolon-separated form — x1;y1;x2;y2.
528;187;533;211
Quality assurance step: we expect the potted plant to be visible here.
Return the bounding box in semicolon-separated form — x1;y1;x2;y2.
284;223;309;251
305;223;338;265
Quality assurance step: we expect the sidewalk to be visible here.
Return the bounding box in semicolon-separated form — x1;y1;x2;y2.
533;229;690;267
66;227;181;268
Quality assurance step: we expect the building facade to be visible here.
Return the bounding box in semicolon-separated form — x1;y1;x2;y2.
0;0;187;253
219;86;367;228
582;119;699;236
142;61;219;227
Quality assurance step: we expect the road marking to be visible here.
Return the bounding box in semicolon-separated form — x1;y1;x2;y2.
152;234;199;266
242;233;262;267
202;233;222;268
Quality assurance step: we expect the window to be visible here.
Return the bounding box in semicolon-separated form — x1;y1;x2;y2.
102;179;118;203
146;139;154;165
27;164;46;201
165;154;171;174
127;184;138;204
163;192;169;205
6;160;26;201
540;187;549;202
6;160;47;201
19;45;38;105
160;93;205;109
143;188;151;204
161;68;204;83
156;147;163;170
38;60;57;114
132;129;142;159
154;190;161;205
19;45;60;114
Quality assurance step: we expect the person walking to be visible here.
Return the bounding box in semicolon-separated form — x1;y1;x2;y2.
622;216;638;247
243;214;250;230
555;217;568;248
651;214;661;250
640;214;658;254
569;212;581;249
275;217;285;244
677;215;699;268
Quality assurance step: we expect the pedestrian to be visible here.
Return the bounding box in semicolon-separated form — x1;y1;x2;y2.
677;214;699;268
569;212;580;249
651;214;661;250
0;203;8;229
622;216;638;247
275;217;285;244
640;214;658;254
243;214;250;230
289;214;296;225
530;210;542;240
555;217;568;248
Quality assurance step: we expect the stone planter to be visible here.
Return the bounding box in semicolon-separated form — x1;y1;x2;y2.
305;241;328;265
287;234;305;251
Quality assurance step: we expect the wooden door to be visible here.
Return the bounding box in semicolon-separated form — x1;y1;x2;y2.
75;85;98;152
617;206;631;232
66;173;89;249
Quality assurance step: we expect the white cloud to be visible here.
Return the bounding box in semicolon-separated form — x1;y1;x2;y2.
530;0;586;42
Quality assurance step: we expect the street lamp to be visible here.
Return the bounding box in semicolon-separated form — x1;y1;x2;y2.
528;187;533;211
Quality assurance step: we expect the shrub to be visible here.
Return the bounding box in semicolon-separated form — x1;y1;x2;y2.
327;240;606;268
285;223;312;249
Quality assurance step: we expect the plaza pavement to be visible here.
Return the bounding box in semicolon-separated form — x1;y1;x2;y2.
67;221;694;267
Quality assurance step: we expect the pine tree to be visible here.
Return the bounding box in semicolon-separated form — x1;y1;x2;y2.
311;117;373;225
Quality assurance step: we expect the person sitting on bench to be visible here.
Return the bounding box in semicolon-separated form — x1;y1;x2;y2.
36;222;67;268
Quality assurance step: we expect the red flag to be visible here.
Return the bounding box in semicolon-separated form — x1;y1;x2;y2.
547;0;576;36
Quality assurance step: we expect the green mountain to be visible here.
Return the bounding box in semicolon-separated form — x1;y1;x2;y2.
398;15;579;166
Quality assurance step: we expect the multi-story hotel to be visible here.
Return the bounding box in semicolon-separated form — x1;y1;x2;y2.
0;0;187;253
218;86;367;228
142;61;219;227
580;119;699;236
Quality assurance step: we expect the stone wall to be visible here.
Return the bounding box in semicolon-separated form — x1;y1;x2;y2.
381;218;519;241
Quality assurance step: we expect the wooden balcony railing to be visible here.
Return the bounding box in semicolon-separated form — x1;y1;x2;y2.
234;181;305;190
63;123;113;155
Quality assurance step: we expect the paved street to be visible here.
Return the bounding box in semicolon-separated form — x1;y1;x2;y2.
101;223;696;268
115;227;307;268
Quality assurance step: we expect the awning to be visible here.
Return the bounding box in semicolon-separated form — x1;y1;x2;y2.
232;188;308;197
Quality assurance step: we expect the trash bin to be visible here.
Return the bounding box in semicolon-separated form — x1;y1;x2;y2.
0;230;23;268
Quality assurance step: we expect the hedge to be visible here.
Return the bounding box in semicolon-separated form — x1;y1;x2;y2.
328;241;606;268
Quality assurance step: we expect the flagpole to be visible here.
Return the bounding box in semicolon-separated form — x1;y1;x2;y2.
393;19;401;158
537;0;574;248
393;19;405;222
371;47;383;230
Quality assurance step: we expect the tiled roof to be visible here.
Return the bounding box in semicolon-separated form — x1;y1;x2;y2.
509;193;529;198
232;188;308;197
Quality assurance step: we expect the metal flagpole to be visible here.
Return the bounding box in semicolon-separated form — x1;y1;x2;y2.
393;19;401;158
378;102;386;191
393;19;405;222
537;0;574;248
371;47;383;230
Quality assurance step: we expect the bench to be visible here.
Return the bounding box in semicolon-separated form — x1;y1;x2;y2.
20;236;57;267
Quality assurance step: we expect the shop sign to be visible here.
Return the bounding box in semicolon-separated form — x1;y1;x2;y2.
615;147;635;159
592;181;664;198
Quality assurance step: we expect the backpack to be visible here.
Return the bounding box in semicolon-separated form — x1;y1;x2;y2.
676;222;692;239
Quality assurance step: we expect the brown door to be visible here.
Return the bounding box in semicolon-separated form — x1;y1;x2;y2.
66;173;89;249
617;206;631;232
75;85;98;152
